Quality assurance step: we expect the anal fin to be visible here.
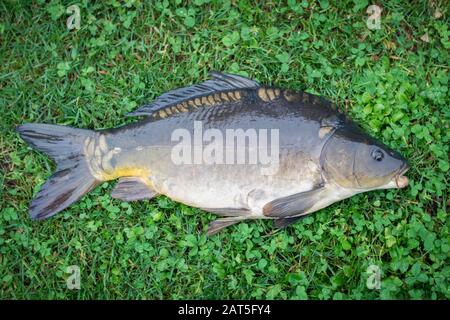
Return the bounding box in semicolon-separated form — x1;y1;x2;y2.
111;177;158;202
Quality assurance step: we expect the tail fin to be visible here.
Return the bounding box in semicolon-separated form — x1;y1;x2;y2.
16;123;101;220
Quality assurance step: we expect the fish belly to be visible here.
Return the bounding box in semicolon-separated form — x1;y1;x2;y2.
143;147;322;217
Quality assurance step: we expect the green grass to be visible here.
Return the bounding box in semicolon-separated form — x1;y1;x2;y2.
0;0;448;299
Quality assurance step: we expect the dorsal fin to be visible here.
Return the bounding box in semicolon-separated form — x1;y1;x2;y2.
127;72;260;117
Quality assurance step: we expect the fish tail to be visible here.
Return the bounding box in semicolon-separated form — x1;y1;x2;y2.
16;123;102;220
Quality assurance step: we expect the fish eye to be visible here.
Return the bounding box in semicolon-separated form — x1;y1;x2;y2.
371;149;384;161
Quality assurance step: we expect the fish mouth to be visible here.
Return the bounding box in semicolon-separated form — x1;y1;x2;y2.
393;162;410;188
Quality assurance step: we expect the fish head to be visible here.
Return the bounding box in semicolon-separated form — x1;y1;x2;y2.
321;125;409;190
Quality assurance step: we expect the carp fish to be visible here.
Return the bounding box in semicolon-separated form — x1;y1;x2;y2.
17;72;409;235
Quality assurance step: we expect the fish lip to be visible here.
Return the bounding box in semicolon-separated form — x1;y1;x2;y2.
394;162;410;188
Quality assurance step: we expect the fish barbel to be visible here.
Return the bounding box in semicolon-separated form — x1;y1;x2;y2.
17;72;409;234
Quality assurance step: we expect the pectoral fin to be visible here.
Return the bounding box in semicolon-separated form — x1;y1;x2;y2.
111;177;158;201
263;186;325;218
